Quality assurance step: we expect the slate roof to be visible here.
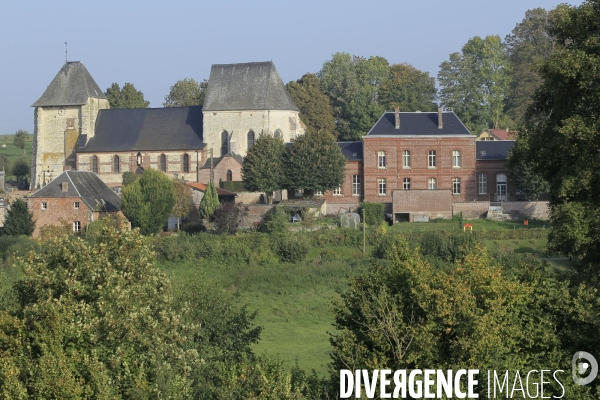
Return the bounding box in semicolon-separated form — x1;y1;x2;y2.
187;182;237;196
337;141;363;161
203;62;299;111
365;111;472;137
30;171;121;212
79;106;204;152
32;62;106;107
487;129;516;140
199;152;244;169
476;140;515;160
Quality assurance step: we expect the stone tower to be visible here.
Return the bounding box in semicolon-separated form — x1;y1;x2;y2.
31;62;109;189
202;61;304;157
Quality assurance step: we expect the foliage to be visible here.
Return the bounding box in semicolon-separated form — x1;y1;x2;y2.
283;130;345;195
0;226;201;398
242;134;286;203
121;171;138;187
271;233;310;263
319;53;389;140
2;199;34;237
507;142;549;200
0;154;10;174
105;82;150;108
172;178;193;230
181;222;206;234
438;35;512;133
260;206;289;234
357;202;384;226
198;182;219;220
12;129;28;151
211;202;249;235
379;63;438;112
504;8;553;123
121;168;176;235
286;73;337;137
37;218;71;242
163;78;207;107
11;157;29;179
516;0;600;267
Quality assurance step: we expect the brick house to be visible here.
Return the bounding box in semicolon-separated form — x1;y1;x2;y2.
28;171;122;237
475;140;516;202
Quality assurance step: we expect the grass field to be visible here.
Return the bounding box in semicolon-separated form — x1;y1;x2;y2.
0;133;33;180
156;218;563;377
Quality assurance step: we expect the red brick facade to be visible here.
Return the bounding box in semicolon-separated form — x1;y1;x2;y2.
474;160;514;202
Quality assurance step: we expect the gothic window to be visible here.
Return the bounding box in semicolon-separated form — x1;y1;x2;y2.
113;155;120;173
221;131;229;155
247;131;255;149
226;169;233;182
274;130;282;139
92;156;98;173
160;154;167;172
183;154;190;173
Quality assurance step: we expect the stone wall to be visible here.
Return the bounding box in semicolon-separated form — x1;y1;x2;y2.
502;201;549;220
393;189;454;221
197;154;242;184
452;202;490;219
242;204;274;228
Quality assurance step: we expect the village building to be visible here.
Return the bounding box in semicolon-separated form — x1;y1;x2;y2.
28;171;122;237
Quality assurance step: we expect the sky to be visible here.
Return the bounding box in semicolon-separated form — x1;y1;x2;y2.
0;0;581;135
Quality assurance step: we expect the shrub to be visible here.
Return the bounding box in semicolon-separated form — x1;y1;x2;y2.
260;206;288;234
3;199;35;237
357;202;385;226
182;222;206;234
211;203;249;235
271;233;310;263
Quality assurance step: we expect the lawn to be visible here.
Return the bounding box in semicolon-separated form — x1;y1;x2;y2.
0;133;33;180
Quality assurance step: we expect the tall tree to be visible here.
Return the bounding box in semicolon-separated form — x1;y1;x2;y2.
283;130;346;196
241;134;286;203
379;63;438;112
320;53;389;140
2;198;34;236
198;182;219;220
11;157;29;179
163;78;207;107
507;142;549;200
121;169;175;235
13;129;28;155
438;35;512;133
286;73;336;137
105;82;150;108
172;178;193;231
505;8;554;123
516;0;600;268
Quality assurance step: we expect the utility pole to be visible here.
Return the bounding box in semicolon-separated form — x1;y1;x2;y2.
363;208;366;254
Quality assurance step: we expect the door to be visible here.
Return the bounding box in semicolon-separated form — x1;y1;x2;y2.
496;174;507;201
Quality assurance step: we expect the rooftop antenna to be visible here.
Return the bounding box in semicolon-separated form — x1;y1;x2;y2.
65;41;68;62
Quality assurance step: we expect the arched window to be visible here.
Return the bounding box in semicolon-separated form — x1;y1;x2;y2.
183;154;190;173
221;131;229;155
226;169;233;182
160;154;167;172
92;156;98;173
274;130;282;139
247;131;255;149
113;155;120;173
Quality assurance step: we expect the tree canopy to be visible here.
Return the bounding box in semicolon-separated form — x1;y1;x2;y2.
105;82;150;108
11;157;29;179
2;198;34;236
286;73;336;137
13;129;28;151
163;78;207;107
121;168;175;235
241;134;286;203
172;178;192;230
379;63;438;112
198;182;219;220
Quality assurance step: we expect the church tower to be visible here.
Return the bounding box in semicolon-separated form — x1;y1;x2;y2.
31;62;109;189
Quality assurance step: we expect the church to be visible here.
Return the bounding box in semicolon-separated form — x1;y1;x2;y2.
31;61;304;189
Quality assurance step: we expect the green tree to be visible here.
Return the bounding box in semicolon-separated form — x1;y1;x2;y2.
438;35;512;133
198;182;219;220
13;129;28;155
505;8;553;123
2;199;34;236
516;0;600;267
241;134;286;203
286;73;336;136
0;153;10;173
121;171;138;187
283;130;346;196
163;78;207;107
105;82;150;108
211;202;249;235
320;53;389;140
11;157;29;179
121;169;175;235
172;178;192;231
507;143;549;200
379;63;438;112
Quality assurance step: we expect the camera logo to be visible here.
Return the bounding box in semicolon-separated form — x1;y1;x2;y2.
572;351;598;385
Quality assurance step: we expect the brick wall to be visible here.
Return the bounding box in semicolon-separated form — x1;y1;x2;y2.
197;155;243;184
452;202;490;219
29;196;92;237
326;202;360;215
502;201;549;220
318;160;363;207
393;189;453;220
475;159;515;201
242;204;274;228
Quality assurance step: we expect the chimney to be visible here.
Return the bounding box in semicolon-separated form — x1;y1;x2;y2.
395;107;400;130
438;108;443;129
61;181;68;192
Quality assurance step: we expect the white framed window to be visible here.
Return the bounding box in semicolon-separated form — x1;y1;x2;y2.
403;178;411;190
352;174;361;196
73;221;81;232
452;150;461;167
428;178;437;190
428;150;436;168
333;185;342;196
378;178;387;195
315;190;323;196
74;201;80;210
378;151;386;168
452;178;461;194
402;150;411;168
479;173;487;194
41;202;47;210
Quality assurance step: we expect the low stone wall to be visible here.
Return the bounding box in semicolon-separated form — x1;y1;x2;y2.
326;202;359;216
502;201;550;220
453;202;490;219
242;204;274;229
236;192;263;204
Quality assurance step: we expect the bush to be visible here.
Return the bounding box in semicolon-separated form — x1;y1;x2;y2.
211;203;249;235
260;206;288;234
271;233;310;263
182;222;206;234
357;202;385;226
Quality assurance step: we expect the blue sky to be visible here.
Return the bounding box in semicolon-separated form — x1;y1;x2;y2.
0;0;581;134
